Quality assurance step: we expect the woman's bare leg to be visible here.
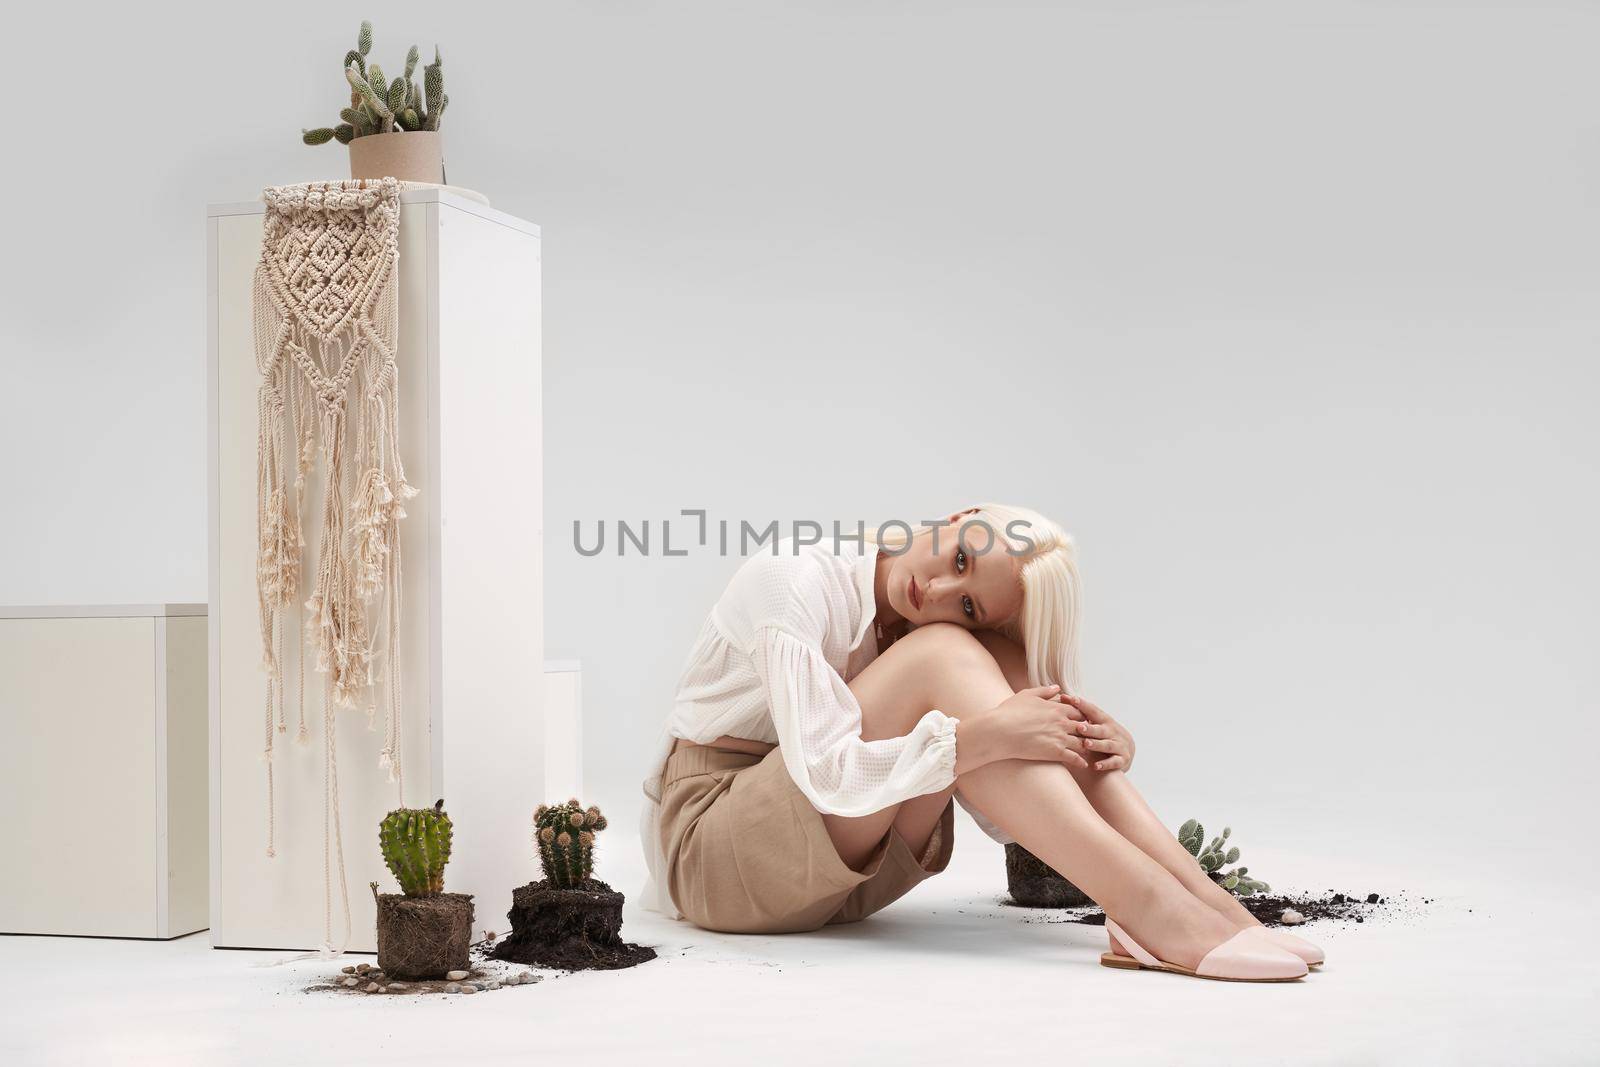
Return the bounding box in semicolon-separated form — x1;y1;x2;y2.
825;624;997;869
837;623;1239;969
973;631;1263;932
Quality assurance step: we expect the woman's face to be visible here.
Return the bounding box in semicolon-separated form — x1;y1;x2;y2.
880;510;1025;630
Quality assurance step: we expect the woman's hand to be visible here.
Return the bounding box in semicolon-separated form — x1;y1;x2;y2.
1061;692;1136;772
981;685;1092;770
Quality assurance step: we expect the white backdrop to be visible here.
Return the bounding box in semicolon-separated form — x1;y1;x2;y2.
1;2;1594;887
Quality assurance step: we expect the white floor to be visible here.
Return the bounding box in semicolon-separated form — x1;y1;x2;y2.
5;818;1596;1067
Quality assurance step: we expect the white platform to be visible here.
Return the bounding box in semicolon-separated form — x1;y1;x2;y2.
207;189;544;952
0;604;207;940
2;813;1593;1066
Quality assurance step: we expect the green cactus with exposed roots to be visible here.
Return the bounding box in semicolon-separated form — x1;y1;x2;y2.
302;21;449;146
1178;818;1270;897
533;799;608;888
379;799;453;897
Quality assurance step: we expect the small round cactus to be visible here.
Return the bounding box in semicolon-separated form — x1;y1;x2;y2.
533;800;608;888
379;799;453;897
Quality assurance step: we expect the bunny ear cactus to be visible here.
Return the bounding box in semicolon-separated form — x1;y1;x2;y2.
533;799;609;888
1177;817;1270;897
379;799;453;897
303;21;450;146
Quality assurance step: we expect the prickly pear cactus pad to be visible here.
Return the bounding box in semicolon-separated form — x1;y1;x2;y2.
1178;818;1270;896
303;21;449;145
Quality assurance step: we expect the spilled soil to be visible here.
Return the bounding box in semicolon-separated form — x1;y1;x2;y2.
1016;889;1428;929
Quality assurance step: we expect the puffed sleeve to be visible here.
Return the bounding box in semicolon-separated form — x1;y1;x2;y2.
753;623;959;817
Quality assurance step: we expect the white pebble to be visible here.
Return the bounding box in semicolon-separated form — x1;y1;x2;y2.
387;982;408;991
1280;908;1305;925
446;970;470;981
377;986;388;994
460;984;478;994
365;982;380;993
445;983;462;994
342;977;359;988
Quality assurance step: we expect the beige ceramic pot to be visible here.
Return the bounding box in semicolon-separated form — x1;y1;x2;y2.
348;131;444;183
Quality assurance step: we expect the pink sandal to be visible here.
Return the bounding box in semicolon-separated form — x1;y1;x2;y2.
1263;928;1325;967
1102;918;1308;982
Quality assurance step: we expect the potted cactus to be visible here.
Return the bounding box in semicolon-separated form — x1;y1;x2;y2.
1005;818;1270;908
492;800;656;971
372;800;473;980
301;20;449;184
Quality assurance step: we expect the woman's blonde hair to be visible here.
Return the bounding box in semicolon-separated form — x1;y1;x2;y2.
869;502;1083;692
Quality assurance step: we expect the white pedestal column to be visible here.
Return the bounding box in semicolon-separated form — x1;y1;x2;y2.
207;189;543;952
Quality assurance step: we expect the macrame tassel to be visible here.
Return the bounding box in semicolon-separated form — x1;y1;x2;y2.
350;468;396;599
257;488;300;616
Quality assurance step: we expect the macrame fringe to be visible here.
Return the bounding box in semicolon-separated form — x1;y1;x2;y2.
252;177;412;955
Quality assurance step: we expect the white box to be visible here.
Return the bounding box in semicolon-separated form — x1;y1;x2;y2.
208;189;543;952
543;660;583;803
1;604;208;939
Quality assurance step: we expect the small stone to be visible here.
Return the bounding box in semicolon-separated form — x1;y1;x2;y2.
342;977;360;988
1280;908;1305;925
445;983;462;994
356;963;373;974
341;965;357;974
482;979;500;990
365;982;380;993
460;984;478;994
1366;893;1380;904
377;986;388;993
387;982;408;991
446;970;470;981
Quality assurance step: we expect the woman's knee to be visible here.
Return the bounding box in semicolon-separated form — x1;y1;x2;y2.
896;621;995;674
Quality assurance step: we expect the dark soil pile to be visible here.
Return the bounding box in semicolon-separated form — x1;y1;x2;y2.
1005;843;1091;908
375;892;473;979
491;879;656;972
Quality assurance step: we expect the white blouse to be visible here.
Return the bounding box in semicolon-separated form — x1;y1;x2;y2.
639;538;1005;918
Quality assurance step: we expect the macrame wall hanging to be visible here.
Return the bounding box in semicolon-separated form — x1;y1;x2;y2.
254;177;416;954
